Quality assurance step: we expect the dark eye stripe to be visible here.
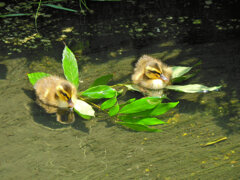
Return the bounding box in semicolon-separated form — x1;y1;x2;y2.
149;70;161;75
61;91;70;99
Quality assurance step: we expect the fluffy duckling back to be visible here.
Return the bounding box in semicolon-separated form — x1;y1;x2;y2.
132;55;172;96
34;76;77;124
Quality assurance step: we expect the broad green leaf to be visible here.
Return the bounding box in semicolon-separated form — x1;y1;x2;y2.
42;4;78;12
62;45;79;88
171;72;197;83
119;98;136;107
101;97;117;110
171;66;192;79
119;102;179;118
117;122;161;132
81;85;116;99
165;84;221;93
108;103;119;116
119;97;163;114
28;72;51;86
120;117;166;126
74;99;95;119
0;13;32;18
145;102;179;116
90;74;113;87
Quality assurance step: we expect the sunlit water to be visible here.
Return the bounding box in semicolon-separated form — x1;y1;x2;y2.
0;39;239;179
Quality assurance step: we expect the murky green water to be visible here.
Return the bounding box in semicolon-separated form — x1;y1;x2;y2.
0;39;239;179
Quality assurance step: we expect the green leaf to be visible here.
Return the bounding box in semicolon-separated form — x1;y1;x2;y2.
90;74;113;87
62;45;79;88
42;4;78;12
28;72;51;86
0;13;32;18
74;99;95;119
120;117;166;126
101;97;117;110
119;98;136;107
171;72;197;83
108;103;119;116
81;85;116;99
119;102;179;118
165;84;221;93
171;66;192;79
117;122;161;132
119;97;163;114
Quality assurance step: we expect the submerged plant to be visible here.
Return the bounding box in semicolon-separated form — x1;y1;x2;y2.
28;45;220;132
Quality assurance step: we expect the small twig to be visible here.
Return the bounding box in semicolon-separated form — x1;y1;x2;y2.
201;137;227;147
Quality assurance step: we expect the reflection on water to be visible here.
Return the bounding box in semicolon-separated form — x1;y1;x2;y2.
0;38;239;179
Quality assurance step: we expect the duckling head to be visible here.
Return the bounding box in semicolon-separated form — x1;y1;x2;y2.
55;82;76;109
145;62;169;83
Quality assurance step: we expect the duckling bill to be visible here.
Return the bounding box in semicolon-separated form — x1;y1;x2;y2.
132;55;172;97
34;76;77;124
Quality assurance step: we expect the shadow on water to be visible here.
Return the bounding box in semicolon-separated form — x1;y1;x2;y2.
0;64;7;79
173;94;207;114
213;87;240;135
22;88;89;133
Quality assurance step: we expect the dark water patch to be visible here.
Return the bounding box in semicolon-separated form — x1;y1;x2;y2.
0;64;7;79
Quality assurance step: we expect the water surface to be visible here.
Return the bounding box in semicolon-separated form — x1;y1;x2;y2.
0;38;239;179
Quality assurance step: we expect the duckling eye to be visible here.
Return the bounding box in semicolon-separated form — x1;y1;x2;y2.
61;91;70;100
150;70;160;75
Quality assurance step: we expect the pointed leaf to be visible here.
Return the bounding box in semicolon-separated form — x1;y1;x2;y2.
101;97;117;110
171;66;192;79
165;84;221;93
172;72;197;83
81;85;116;99
62;45;79;88
28;72;51;86
0;13;32;18
120;117;166;126
108;103;119;116
90;74;113;87
119;97;163;114
119;102;179;118
74;99;95;119
117;122;161;132
119;98;136;107
42;4;78;12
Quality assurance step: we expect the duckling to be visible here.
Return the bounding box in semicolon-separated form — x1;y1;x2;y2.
34;76;77;124
132;55;172;97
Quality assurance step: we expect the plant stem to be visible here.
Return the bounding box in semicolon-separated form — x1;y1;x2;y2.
77;95;120;123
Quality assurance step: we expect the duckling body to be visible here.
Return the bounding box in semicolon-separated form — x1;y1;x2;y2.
132;55;172;96
34;76;77;124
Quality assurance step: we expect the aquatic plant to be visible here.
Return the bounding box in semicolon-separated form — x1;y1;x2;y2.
127;62;221;94
28;45;220;132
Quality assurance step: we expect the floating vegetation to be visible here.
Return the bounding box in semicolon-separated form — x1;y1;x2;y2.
28;46;221;132
28;46;179;132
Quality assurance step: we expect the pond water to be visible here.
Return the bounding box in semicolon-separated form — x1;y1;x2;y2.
0;37;239;179
1;1;240;178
